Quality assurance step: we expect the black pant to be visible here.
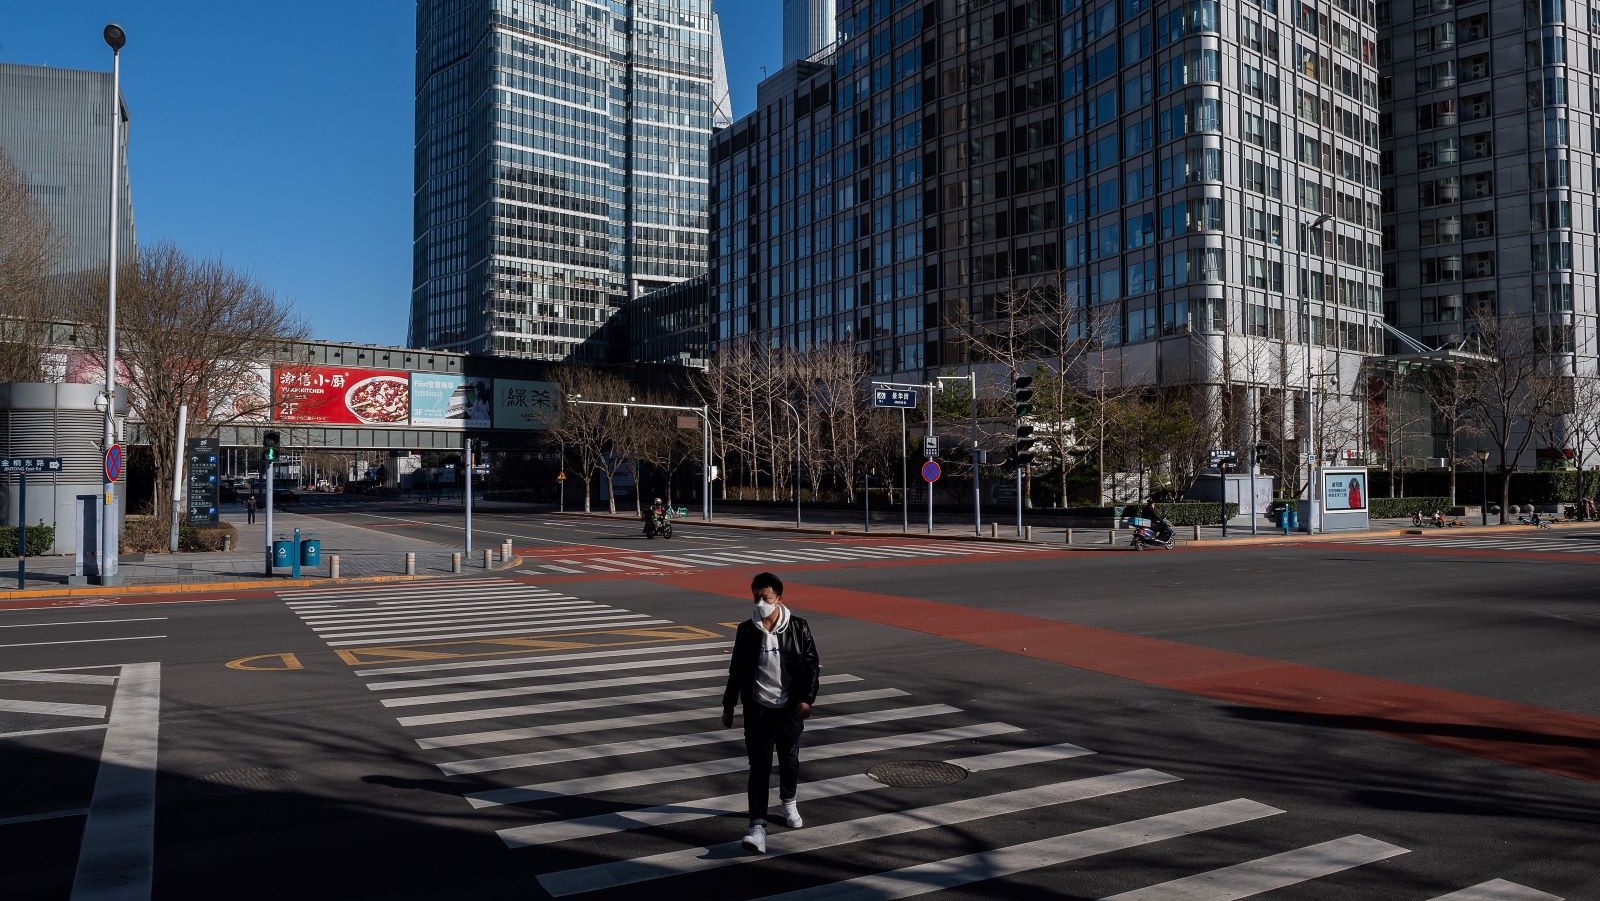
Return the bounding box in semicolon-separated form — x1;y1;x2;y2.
246;508;256;524
743;702;804;822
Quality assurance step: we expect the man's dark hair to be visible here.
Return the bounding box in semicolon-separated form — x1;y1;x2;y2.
751;571;783;597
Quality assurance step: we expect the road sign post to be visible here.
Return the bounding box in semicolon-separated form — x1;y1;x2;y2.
1209;450;1237;538
2;459;62;590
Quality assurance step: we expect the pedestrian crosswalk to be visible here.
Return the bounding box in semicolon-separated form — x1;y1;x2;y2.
514;538;1043;577
279;578;1563;899
1333;534;1600;556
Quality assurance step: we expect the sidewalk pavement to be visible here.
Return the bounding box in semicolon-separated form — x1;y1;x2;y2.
0;506;518;598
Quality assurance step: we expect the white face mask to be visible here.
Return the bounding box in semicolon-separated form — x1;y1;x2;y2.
753;599;777;622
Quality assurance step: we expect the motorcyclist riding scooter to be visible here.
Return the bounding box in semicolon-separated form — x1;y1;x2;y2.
1130;500;1174;550
643;497;673;539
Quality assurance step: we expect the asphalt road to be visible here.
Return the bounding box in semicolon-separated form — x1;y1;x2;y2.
3;507;1598;899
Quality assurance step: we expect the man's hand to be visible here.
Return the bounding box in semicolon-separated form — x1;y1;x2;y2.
721;708;734;729
797;702;811;719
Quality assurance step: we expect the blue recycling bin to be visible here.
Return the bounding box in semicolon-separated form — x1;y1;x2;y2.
300;538;321;567
1276;506;1300;534
272;539;293;567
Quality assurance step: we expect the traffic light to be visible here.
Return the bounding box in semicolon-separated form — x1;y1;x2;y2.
1015;423;1036;468
263;430;280;464
1013;375;1034;418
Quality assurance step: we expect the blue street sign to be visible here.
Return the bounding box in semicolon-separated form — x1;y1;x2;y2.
921;460;942;483
105;444;124;483
1;457;63;474
873;387;918;408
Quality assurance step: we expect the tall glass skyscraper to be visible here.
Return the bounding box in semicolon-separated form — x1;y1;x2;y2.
411;0;726;362
0;63;136;287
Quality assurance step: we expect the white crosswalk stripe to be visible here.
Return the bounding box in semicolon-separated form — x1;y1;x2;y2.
1339;535;1600;555
277;579;1561;899
513;537;1046;575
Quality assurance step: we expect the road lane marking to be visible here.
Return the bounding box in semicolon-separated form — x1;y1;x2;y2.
422;688;907;749
1422;880;1564;901
0;617;167;630
0;670;119;685
336;624;723;668
0;723;110;740
381;666;728;708
70;661;160;901
1101;834;1409;899
0;699;108;718
225;653;305;672
536;769;1186;896
395;674;863;728
0;808;89;827
315;611;652;641
367;653;729;690
465;721;1018;809
496;740;1094;849
303;605;607;630
743;799;1282;901
439;704;962;776
352;638;727;676
0;635;165;649
324;617;666;647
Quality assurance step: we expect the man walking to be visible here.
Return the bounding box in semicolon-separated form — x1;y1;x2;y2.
244;491;257;525
722;571;820;854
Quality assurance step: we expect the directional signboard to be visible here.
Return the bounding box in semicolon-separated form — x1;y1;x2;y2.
873;387;918;409
0;457;62;474
186;437;220;526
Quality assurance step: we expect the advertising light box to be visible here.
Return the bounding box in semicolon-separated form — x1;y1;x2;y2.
493;379;560;430
274;365;411;425
411;374;493;429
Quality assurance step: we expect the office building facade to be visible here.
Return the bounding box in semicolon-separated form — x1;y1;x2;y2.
710;0;1386;454
1379;0;1598;464
410;0;726;362
0;63;136;286
785;0;840;64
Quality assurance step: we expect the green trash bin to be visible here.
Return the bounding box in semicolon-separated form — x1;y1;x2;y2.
300;538;321;568
272;539;293;567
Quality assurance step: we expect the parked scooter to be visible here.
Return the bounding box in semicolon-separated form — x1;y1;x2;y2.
643;506;673;539
1129;516;1174;550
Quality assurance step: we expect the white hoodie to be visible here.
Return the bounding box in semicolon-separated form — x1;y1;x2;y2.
753;605;791;708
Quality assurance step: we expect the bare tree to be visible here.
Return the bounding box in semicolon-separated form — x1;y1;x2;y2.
1465;309;1563;522
0;149;63;382
549;367;630;514
67;242;306;536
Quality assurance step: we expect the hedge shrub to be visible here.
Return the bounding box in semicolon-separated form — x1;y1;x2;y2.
1368;496;1451;519
0;524;54;557
1134;501;1238;526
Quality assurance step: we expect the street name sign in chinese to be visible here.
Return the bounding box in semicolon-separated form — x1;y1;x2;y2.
0;457;62;474
873;387;918;409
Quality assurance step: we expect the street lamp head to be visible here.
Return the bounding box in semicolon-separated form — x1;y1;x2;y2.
1310;213;1334;230
103;23;126;51
1477;450;1490;462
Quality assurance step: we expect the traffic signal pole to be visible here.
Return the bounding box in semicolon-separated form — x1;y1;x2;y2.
262;430;280;576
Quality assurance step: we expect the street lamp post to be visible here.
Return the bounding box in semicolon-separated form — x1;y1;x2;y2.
1302;212;1334;534
567;396;712;521
775;398;802;528
99;23;126;585
1478;449;1490;525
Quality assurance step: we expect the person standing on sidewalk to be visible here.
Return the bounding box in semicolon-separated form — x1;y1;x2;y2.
722;571;820;854
244;492;257;525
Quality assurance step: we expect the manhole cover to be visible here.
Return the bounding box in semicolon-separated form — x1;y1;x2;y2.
867;760;968;788
188;767;302;797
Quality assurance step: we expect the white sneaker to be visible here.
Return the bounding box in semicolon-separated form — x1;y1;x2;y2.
780;797;803;828
741;821;767;854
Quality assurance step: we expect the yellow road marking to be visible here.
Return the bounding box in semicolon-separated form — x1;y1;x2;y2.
226;653;305;671
337;624;723;667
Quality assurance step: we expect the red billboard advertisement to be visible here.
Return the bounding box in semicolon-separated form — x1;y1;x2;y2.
273;365;411;425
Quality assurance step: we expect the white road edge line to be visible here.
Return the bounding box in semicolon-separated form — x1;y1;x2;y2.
69;661;160;901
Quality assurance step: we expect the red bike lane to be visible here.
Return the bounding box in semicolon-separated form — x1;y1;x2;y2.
657;569;1600;785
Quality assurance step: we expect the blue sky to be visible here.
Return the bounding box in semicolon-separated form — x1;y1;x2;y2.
2;2;780;348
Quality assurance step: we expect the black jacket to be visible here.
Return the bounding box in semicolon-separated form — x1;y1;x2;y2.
723;612;820;711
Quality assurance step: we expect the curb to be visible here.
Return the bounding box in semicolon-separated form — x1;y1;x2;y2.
0;555;524;602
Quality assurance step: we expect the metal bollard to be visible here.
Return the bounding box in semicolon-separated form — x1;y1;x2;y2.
502;539;513;560
483;548;493;568
223;535;232;552
990;522;998;538
1108;529;1116;545
329;555;340;579
1064;528;1073;545
452;552;462;574
405;552;415;576
1193;524;1201;541
1025;525;1034;542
